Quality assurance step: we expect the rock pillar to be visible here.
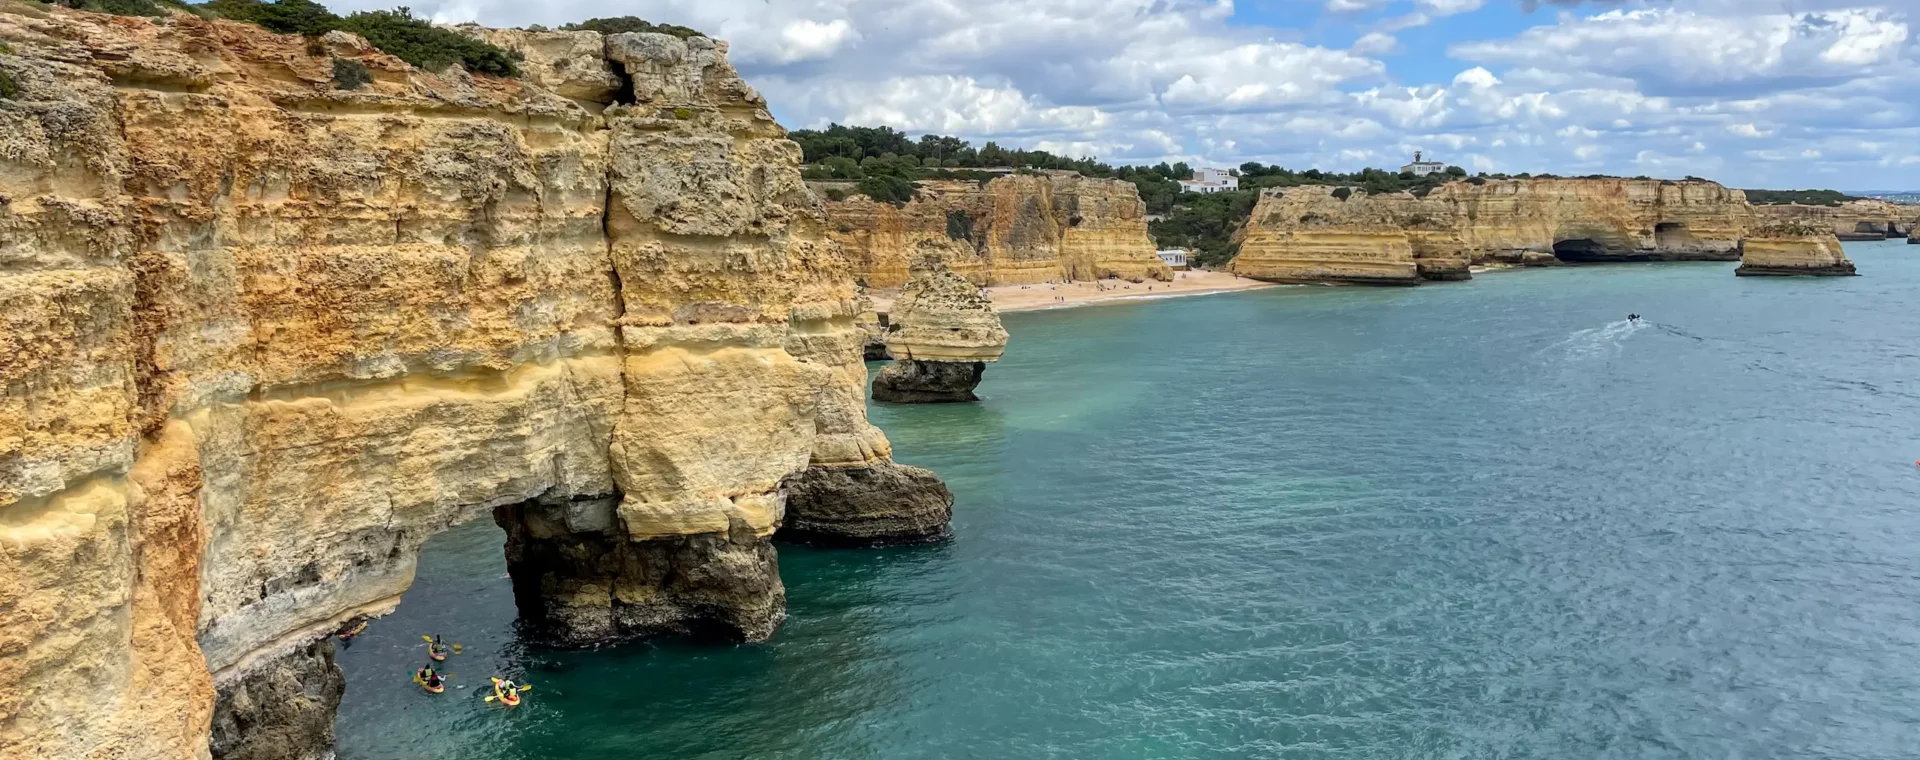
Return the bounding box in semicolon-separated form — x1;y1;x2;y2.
871;258;1010;403
494;496;785;643
1736;223;1859;277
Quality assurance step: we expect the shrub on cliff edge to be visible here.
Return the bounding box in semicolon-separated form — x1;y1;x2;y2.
945;209;973;242
560;16;703;39
856;175;916;207
202;0;333;33
193;1;520;77
331;57;370;89
37;0;166;15
338;9;519;76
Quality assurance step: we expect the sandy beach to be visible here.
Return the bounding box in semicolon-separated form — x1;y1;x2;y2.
872;270;1276;314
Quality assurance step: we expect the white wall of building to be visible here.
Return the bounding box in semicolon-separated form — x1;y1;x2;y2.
1180;168;1239;194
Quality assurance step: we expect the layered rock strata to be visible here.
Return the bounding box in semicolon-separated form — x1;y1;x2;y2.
871;259;1010;403
1754;200;1919;241
1229;179;1847;283
823;173;1174;287
1;9;943;759
856;286;893;360
1736;222;1859;276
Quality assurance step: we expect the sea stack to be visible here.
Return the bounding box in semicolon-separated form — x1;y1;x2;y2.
1736;222;1858;276
872;257;1010;403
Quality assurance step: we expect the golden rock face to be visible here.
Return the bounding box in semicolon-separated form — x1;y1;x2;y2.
884;259;1011;364
824;173;1174;287
0;9;919;758
1228;179;1850;283
1752;200;1918;241
1737;222;1859;276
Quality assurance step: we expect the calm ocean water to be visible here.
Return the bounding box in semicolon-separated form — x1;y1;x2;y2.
335;241;1920;759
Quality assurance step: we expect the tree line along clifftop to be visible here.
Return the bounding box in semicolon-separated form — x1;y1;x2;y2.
792;123;1882;268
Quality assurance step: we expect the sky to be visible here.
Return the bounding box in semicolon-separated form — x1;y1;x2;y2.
334;0;1918;189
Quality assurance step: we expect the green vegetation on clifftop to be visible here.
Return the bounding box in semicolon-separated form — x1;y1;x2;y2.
43;0;523;76
792;123;1479;268
1741;189;1863;206
558;16;703;39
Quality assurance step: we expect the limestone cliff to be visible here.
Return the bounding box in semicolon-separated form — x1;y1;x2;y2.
1229;179;1847;283
871;258;1009;403
824;173;1173;287
1;8;943;759
1736;222;1858;276
1752;200;1918;241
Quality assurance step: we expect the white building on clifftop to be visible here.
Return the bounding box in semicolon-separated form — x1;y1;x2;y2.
1180;168;1239;194
1400;151;1445;177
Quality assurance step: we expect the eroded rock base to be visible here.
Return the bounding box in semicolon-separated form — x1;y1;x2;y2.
1735;263;1860;277
494;500;785;646
872;359;987;403
209;639;345;760
1417;261;1473;281
781;462;955;546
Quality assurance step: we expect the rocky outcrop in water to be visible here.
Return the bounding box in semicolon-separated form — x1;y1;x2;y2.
872;259;1009;403
1736;222;1859;276
1228;179;1854;282
780;462;954;545
0;9;945;759
207;639;344;760
1753;200;1919;241
823;173;1174;287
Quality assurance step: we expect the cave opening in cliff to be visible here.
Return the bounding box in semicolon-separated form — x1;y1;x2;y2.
1550;238;1612;262
1655;222;1696;249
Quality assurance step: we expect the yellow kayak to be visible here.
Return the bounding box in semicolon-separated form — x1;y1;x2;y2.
489;677;526;707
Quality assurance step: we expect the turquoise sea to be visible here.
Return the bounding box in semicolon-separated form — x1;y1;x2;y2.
335;241;1920;759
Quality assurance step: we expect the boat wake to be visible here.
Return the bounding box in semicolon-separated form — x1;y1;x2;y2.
1543;319;1651;361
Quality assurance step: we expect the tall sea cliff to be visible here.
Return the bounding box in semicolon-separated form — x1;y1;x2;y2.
0;8;942;759
820;173;1174;287
1228;178;1856;282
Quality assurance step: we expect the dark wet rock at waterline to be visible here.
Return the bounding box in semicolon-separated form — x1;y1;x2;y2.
872;359;989;403
493;498;786;646
874;256;1008;403
781;461;955;545
210;638;344;760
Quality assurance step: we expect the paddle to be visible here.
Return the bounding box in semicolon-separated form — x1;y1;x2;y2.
421;635;463;655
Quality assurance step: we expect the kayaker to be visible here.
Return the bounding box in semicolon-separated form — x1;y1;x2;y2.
416;664;436;682
427;635;447;658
